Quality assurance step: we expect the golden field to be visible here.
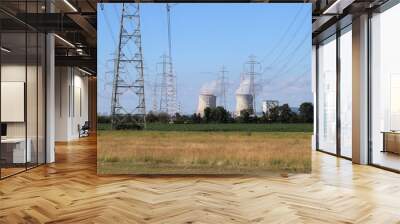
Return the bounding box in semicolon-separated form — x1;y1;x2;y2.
97;131;311;174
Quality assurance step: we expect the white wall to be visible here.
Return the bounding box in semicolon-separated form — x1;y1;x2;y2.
55;67;89;141
55;67;70;141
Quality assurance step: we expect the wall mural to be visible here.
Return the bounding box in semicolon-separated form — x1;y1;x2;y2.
97;3;313;175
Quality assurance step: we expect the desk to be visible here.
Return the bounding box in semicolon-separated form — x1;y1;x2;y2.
382;131;400;154
1;138;31;164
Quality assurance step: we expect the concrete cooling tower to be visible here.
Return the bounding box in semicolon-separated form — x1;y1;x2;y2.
235;94;253;116
197;94;217;116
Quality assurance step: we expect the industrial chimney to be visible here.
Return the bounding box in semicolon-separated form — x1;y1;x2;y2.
235;94;253;116
197;94;217;116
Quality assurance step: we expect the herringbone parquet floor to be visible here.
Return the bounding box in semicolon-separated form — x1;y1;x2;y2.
1;136;400;224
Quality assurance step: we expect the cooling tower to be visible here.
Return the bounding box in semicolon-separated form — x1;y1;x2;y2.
236;94;253;116
197;94;217;116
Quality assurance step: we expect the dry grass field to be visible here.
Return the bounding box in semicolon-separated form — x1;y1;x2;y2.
97;131;311;174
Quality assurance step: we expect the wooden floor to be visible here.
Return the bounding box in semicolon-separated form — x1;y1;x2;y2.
1;136;400;223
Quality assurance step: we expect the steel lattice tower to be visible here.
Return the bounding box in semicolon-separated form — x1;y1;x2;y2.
244;55;261;114
218;65;228;109
111;3;146;129
165;3;177;115
157;54;170;113
151;75;159;113
156;4;177;116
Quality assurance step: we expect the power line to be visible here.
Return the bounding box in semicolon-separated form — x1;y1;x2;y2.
100;6;117;45
274;46;311;79
263;32;311;84
261;10;310;75
259;5;305;64
264;68;311;93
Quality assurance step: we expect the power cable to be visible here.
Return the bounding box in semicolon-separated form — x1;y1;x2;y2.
263;68;311;93
259;5;306;64
263;31;311;84
261;10;310;76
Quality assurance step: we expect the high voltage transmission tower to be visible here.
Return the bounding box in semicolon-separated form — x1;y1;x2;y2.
244;55;262;114
151;74;159;112
165;3;177;115
153;4;177;116
157;54;170;113
111;3;146;129
218;65;228;109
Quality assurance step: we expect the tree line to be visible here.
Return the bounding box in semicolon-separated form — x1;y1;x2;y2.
98;102;313;125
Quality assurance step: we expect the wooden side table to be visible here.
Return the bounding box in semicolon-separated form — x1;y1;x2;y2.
381;131;400;154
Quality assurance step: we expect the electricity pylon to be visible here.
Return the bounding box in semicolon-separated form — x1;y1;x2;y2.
157;54;170;113
151;74;159;112
111;3;146;129
218;65;228;109
244;55;261;114
165;3;177;115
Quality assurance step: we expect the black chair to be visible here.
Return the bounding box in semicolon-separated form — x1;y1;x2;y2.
79;121;90;138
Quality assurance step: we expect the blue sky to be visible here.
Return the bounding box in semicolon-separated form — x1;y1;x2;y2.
98;3;312;115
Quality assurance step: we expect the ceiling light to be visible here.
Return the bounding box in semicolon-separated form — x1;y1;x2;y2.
1;47;11;53
54;34;75;48
63;0;78;12
78;67;93;76
323;0;355;15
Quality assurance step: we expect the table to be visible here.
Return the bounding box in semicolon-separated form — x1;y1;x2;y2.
382;131;400;154
1;138;31;164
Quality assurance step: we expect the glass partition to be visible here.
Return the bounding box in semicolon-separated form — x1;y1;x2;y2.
339;27;352;158
1;31;28;177
371;3;400;171
0;1;46;179
317;35;337;154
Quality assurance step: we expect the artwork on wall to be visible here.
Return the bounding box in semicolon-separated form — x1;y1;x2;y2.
97;3;313;175
1;82;25;122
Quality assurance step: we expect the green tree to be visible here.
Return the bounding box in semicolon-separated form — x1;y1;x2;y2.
191;113;202;123
267;106;280;122
278;104;297;123
259;112;269;123
173;113;185;124
237;109;251;123
158;112;170;123
97;115;111;124
145;112;158;123
113;115;143;130
211;106;231;123
299;102;314;123
203;107;212;123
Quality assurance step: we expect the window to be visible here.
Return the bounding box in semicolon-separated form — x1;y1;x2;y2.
339;27;352;158
370;3;400;171
317;35;337;154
